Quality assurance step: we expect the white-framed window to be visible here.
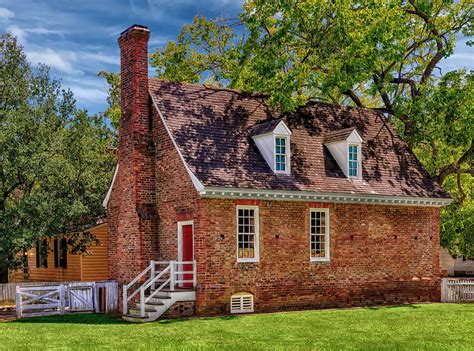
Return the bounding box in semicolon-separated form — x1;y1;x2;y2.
348;144;359;177
275;136;288;172
236;206;259;262
310;208;330;262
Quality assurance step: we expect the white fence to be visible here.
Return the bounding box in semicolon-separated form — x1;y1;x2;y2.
15;281;118;318
0;283;16;301
1;281;70;301
441;278;474;302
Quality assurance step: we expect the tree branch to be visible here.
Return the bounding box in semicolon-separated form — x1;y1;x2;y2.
390;77;418;100
434;140;474;184
342;89;364;108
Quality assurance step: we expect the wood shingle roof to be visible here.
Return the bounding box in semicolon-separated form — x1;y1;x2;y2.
149;79;449;199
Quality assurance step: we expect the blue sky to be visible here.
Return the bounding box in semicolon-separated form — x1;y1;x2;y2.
0;0;472;115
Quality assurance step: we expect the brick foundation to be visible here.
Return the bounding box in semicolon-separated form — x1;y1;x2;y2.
162;301;196;319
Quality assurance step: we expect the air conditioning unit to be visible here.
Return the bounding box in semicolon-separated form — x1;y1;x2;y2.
230;292;254;314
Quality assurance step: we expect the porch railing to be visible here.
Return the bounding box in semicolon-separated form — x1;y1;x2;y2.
123;260;196;317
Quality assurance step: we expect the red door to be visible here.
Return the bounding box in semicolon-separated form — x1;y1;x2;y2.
181;225;193;288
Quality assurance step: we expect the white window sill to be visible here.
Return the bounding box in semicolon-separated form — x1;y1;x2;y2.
310;257;330;263
237;258;259;263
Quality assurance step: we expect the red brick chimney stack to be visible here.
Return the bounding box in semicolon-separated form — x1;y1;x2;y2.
118;24;150;138
108;25;157;295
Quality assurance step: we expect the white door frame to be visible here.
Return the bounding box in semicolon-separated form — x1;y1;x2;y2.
177;220;194;287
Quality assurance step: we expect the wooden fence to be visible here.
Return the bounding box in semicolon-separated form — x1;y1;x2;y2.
1;281;66;301
0;283;16;301
441;278;474;302
15;281;118;318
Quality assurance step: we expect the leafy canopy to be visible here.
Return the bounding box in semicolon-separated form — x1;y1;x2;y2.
148;0;474;257
0;33;115;270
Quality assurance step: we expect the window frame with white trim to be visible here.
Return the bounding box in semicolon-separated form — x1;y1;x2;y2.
236;205;260;263
309;208;330;262
348;144;360;177
274;135;290;173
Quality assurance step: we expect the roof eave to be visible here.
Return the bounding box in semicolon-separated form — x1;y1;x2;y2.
198;186;452;207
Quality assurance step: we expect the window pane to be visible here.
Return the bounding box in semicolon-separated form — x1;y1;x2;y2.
275;137;287;172
310;210;329;259
237;207;257;259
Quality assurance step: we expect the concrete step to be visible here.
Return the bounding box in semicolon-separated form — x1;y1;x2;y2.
128;308;159;318
122;314;150;323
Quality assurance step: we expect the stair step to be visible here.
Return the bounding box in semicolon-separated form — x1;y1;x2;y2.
149;295;171;299
144;302;165;306
123;314;148;320
129;308;156;314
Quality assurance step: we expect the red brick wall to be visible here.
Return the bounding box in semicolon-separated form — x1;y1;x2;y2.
194;199;440;315
150;105;202;261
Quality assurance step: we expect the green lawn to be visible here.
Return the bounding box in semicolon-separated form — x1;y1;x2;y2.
0;303;473;350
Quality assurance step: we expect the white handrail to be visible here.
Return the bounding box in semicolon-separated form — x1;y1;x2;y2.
123;260;197;317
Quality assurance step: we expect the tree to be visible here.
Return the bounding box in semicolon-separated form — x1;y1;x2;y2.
0;33;115;271
149;1;474;257
97;70;120;131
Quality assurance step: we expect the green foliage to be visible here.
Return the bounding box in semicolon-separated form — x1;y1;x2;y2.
149;0;474;256
0;33;115;270
97;70;120;131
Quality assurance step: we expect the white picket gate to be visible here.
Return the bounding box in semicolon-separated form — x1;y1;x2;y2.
68;283;95;312
441;278;474;302
16;281;118;318
16;285;65;318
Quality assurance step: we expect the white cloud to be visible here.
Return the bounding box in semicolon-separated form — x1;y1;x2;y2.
82;52;119;65
0;7;14;21
26;26;65;36
27;48;82;75
69;85;107;104
6;25;26;43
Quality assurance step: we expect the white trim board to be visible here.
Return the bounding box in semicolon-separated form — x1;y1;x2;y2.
199;186;452;207
177;220;194;288
102;163;119;208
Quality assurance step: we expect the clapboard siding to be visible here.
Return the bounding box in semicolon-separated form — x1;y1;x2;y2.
13;223;109;283
82;224;109;281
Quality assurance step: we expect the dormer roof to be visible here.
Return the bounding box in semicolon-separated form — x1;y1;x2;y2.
324;127;362;144
148;79;450;202
251;119;292;137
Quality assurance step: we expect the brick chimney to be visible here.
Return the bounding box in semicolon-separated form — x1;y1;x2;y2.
108;25;157;293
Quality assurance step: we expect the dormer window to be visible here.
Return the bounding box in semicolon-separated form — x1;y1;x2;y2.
275;137;288;172
324;128;363;179
348;144;359;177
251;119;292;175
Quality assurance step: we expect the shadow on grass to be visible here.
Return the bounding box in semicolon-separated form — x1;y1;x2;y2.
158;314;240;325
10;313;129;325
365;304;421;311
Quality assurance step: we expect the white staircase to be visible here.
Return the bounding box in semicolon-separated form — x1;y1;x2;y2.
122;260;196;323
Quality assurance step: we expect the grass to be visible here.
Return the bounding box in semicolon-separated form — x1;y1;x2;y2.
0;303;473;350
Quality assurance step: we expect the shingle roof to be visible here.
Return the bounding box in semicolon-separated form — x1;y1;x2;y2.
148;79;449;199
324;127;358;144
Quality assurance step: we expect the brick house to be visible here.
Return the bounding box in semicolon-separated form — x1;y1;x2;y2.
105;25;452;322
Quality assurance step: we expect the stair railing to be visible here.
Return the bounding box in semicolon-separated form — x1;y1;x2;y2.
123;260;197;317
123;261;154;315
